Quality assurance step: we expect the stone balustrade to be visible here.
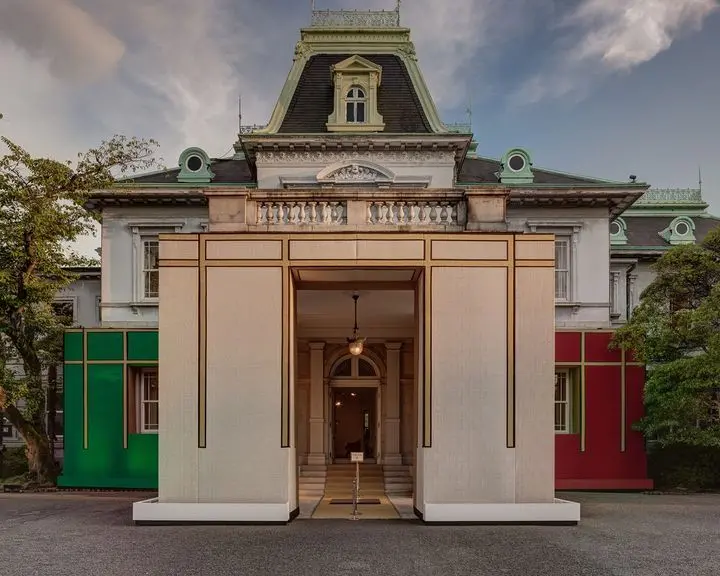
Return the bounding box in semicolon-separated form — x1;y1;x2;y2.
367;200;464;226
256;201;346;226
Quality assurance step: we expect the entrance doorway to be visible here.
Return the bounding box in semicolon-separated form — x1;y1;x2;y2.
332;387;376;462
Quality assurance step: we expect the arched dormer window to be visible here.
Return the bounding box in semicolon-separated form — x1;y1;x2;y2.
345;87;366;123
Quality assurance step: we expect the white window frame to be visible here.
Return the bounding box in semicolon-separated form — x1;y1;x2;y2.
555;237;571;302
129;222;184;303
526;220;582;304
345;86;367;124
45;371;64;440
137;368;159;434
52;297;78;325
555;369;571;433
141;238;160;300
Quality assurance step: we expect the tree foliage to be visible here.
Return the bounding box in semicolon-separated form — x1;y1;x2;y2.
0;132;159;482
613;227;720;449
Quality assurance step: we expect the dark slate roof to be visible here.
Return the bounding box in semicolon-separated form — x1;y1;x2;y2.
118;158;254;185
621;216;720;248
458;157;613;186
278;54;432;134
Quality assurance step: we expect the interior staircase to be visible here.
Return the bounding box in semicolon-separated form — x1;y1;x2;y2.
298;462;414;498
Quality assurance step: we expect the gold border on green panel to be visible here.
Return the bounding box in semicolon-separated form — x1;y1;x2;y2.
122;333;128;449
198;236;207;449
506;236;516;448
83;328;88;449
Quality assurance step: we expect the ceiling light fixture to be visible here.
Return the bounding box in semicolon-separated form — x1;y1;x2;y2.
347;292;365;356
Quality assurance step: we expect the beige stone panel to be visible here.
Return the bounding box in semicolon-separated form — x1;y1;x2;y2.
205;240;282;260
356;240;424;260
425;267;515;504
514;267;555;502
290;240;357;260
160;239;198;261
158;266;199;503
200;267;289;503
431;240;507;261
515;239;554;261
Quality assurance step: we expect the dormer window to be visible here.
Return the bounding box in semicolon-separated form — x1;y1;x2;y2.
327;55;384;132
346;87;366;123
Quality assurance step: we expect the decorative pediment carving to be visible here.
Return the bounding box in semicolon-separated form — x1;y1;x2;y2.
317;161;394;184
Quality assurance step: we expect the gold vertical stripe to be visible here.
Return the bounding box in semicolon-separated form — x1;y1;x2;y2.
83;328;88;449
122;333;128;449
580;331;586;452
506;237;516;448
281;239;290;447
620;347;626;452
198;236;207;448
423;247;432;447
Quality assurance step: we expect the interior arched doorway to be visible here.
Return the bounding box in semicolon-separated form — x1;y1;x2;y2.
327;354;382;463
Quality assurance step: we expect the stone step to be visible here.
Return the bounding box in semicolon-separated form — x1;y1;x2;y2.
299;470;327;478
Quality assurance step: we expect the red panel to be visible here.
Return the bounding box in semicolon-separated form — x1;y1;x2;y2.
584;365;623;478
585;331;622;363
556;332;581;362
623;365;649;479
554;363;653;490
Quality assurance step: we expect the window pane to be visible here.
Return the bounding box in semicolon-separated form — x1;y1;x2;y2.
333;359;352;377
356;102;365;123
346;102;355;123
358;359;375;377
145;402;159;430
145;270;159;298
144;241;159;270
555;240;568;269
54;412;64;437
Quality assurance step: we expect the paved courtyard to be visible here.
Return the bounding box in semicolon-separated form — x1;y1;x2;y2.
0;491;718;575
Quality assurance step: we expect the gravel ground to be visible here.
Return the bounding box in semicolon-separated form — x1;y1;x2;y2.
0;491;718;576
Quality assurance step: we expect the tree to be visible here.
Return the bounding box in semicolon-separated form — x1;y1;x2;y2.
613;226;720;449
0;132;159;483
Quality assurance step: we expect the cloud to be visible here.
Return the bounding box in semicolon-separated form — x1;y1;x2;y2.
512;0;719;104
0;0;125;83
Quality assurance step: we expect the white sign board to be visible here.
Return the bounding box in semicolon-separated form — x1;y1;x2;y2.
350;452;364;462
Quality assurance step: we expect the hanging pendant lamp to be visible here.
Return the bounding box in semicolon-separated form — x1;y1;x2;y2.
347;292;365;356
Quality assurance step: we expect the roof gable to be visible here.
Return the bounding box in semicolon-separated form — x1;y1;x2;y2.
332;54;383;77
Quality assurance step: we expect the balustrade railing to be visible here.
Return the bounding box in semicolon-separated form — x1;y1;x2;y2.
366;200;463;226
256;201;346;226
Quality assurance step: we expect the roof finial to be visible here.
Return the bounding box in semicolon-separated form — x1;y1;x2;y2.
311;0;316;12
698;165;703;191
396;0;401;25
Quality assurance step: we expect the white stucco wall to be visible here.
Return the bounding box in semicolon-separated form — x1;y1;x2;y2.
55;277;101;328
508;206;612;328
100;205;208;327
254;150;457;189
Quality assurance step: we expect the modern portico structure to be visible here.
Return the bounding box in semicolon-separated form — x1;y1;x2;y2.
138;231;573;524
61;5;653;524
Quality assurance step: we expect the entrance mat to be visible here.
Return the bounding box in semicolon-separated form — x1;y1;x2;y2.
329;498;381;505
311;496;400;519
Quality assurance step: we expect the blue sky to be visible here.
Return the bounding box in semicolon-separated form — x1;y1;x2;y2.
1;0;719;255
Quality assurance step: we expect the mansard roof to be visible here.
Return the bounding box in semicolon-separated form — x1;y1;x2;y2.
458;156;624;186
278;54;431;134
618;216;720;250
118;158;254;185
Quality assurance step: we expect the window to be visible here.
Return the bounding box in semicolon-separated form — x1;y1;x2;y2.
142;239;160;299
330;355;379;379
555;238;570;301
45;367;64;439
51;300;75;325
345;86;366;123
1;415;12;438
555;370;571;433
140;369;159;433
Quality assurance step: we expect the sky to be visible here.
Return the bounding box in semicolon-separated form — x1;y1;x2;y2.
1;0;719;256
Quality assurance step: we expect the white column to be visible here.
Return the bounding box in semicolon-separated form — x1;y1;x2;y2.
610;270;621;317
307;342;326;465
384;342;403;465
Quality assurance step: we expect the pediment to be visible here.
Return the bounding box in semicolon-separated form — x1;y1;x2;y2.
331;55;383;79
317;161;394;184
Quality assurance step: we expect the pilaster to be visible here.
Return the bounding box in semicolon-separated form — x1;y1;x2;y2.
384;342;403;465
307;342;327;465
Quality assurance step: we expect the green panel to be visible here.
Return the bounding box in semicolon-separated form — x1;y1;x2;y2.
58;355;159;490
87;331;124;361
61;364;84;477
127;331;159;361
64;332;84;362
